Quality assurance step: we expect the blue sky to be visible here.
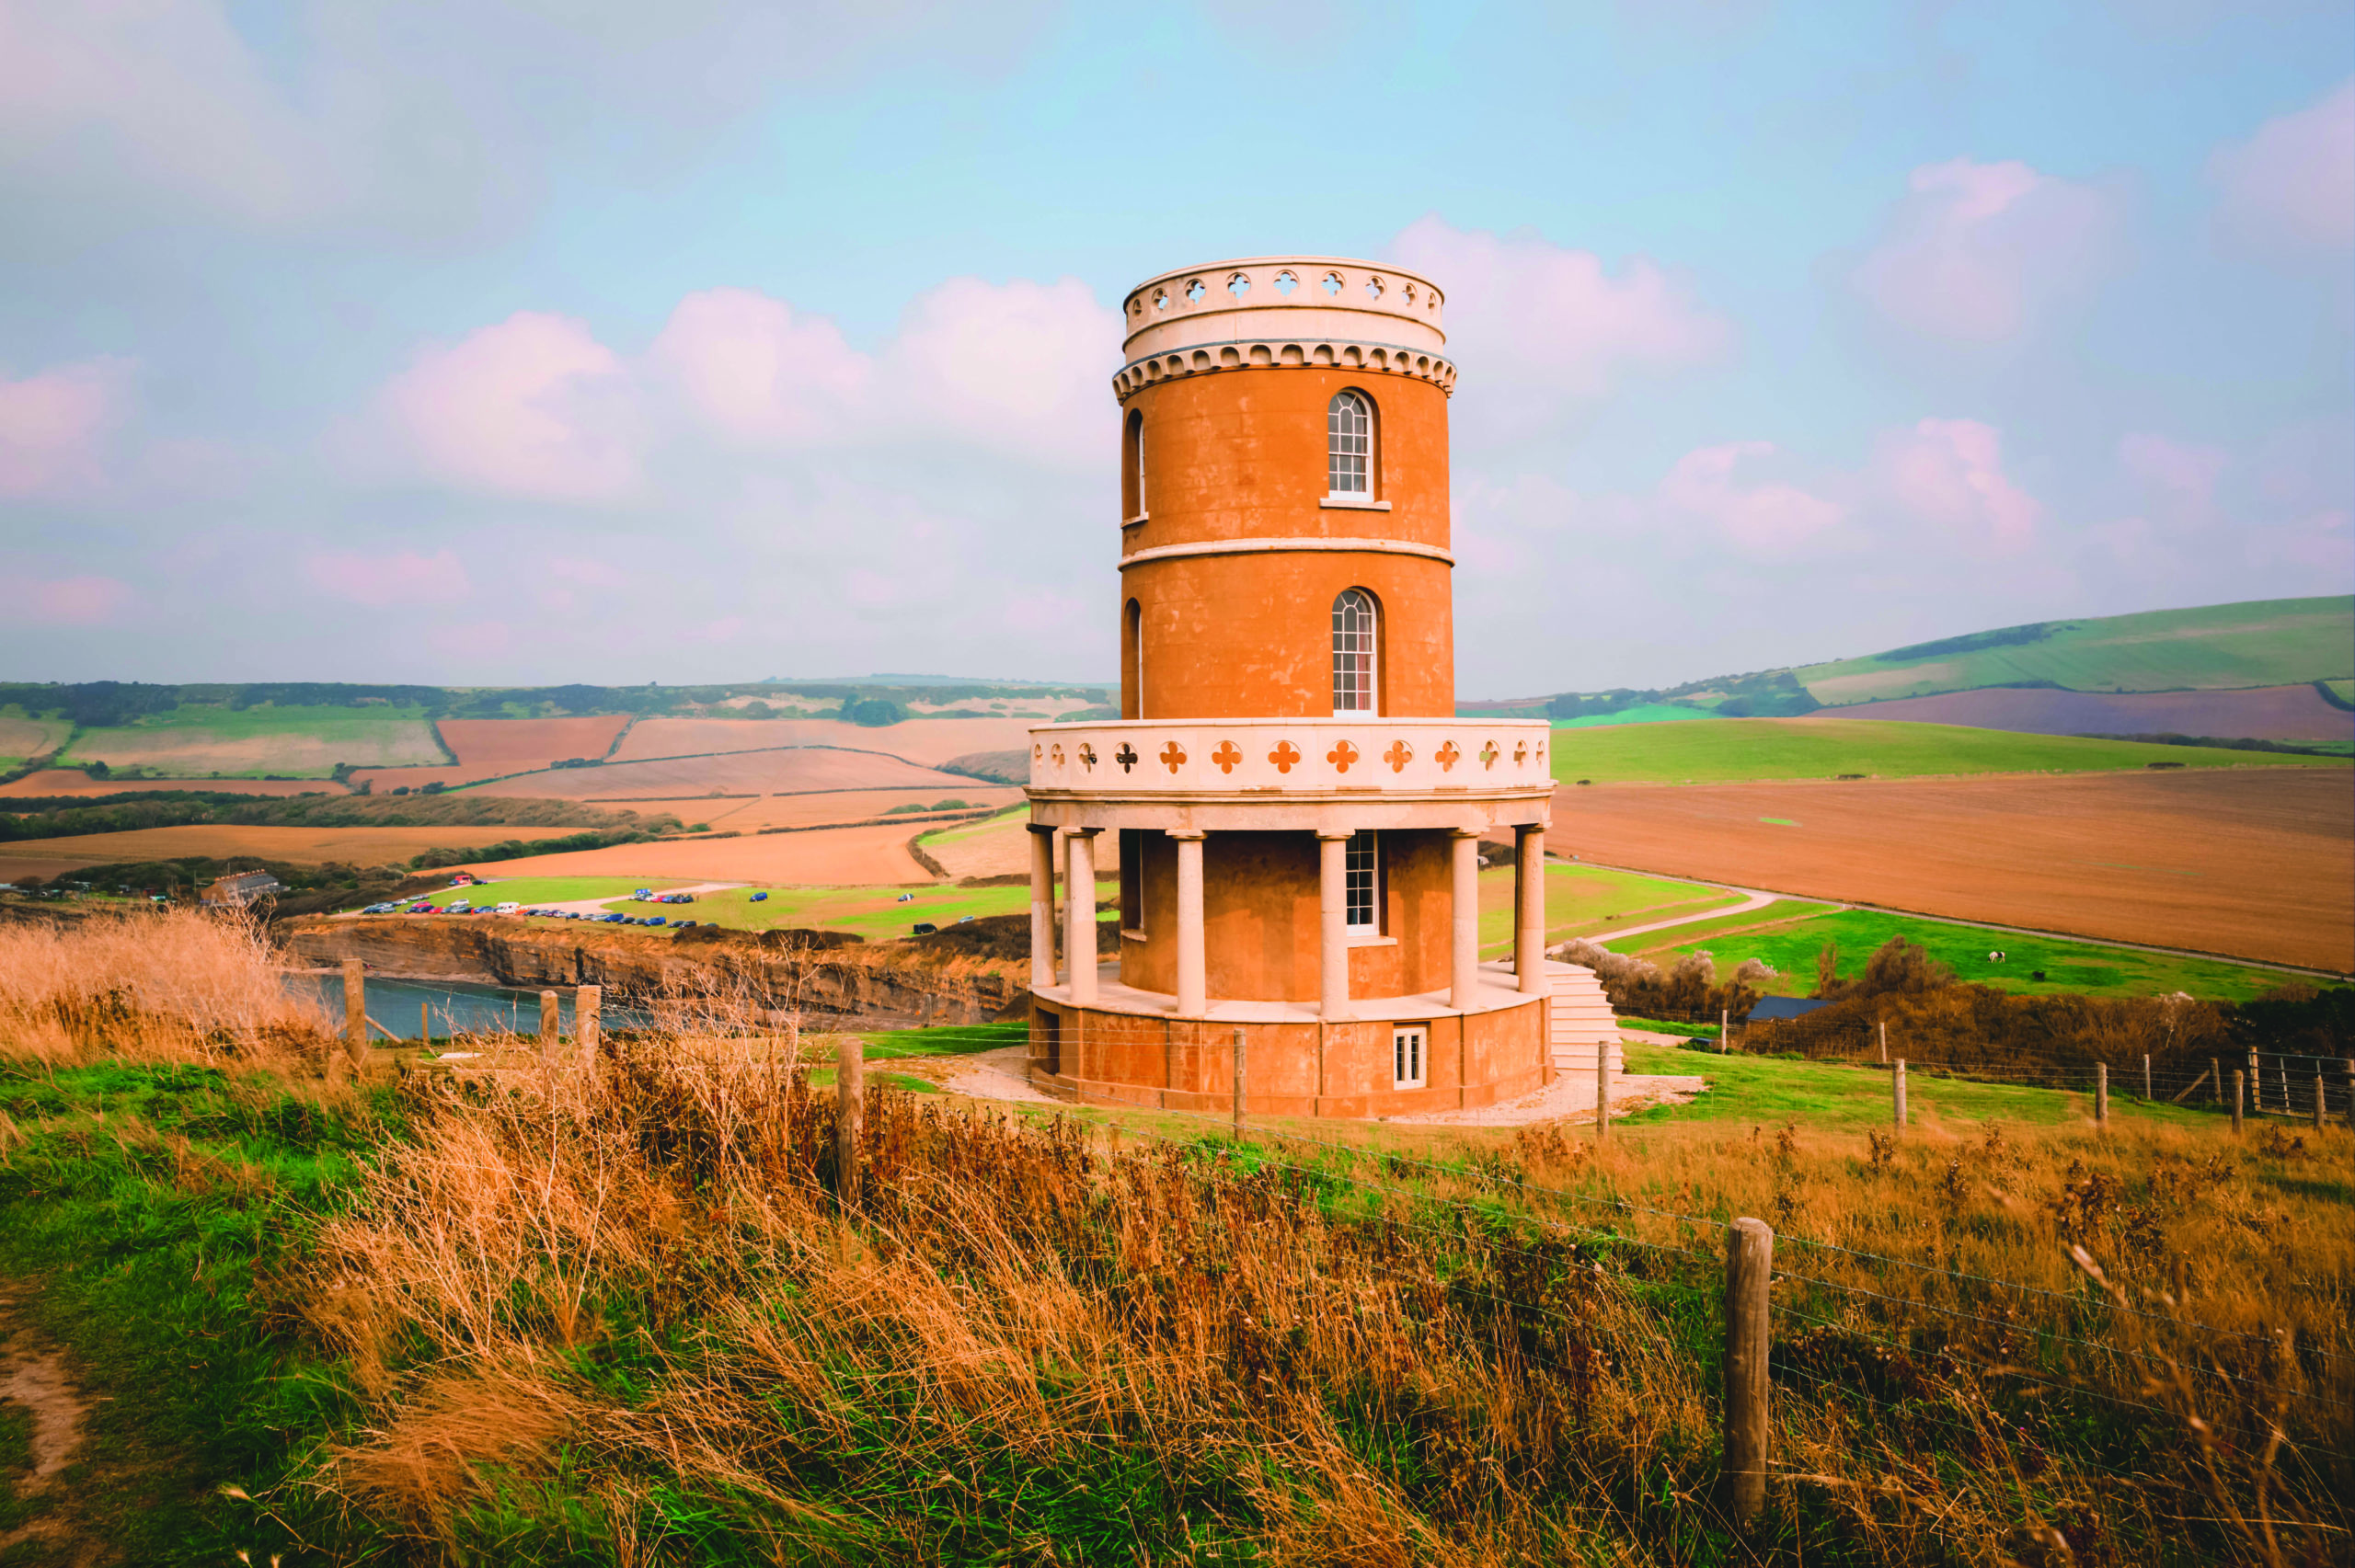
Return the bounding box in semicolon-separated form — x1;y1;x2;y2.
2;0;2349;696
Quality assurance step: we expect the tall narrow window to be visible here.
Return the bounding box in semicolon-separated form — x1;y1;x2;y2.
1332;589;1376;715
1127;598;1145;719
1393;1025;1427;1089
1327;391;1371;495
1345;830;1377;933
1130;409;1147;515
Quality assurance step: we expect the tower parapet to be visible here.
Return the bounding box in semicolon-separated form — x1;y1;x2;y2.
1115;258;1454;403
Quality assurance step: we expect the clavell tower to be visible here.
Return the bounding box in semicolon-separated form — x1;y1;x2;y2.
1023;257;1595;1116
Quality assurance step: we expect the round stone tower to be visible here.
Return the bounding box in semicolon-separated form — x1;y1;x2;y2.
1025;257;1560;1118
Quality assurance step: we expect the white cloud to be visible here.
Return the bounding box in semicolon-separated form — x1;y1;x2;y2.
24;574;135;626
0;357;133;498
2209;79;2355;255
1389;216;1730;443
304;547;472;606
1873;418;2042;553
1850;158;2119;341
1657;441;1847;556
372;313;639;501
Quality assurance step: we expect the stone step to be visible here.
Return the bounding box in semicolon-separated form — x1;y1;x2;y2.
1542;958;1625;1076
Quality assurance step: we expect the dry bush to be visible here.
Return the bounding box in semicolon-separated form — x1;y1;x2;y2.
291;1034;2353;1563
0;906;338;1070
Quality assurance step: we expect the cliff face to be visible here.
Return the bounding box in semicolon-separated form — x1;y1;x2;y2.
276;917;1028;1025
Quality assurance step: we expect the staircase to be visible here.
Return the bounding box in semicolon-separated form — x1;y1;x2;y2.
1544;960;1623;1077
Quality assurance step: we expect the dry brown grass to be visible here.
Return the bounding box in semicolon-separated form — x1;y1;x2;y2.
0;907;338;1070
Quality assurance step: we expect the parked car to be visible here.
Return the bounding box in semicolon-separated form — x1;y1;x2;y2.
603;912;626;923
409;905;436;915
750;891;768;902
632;888;652;901
673;921;696;929
896;893;915;903
912;921;937;935
647;916;666;926
662;893;694;904
448;899;472;912
496;902;521;914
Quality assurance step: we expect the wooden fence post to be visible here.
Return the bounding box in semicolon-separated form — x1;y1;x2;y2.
2142;1054;2151;1103
2231;1070;2245;1135
2210;1058;2220;1106
538;990;558;1054
2345;1059;2354;1133
419;1001;430;1047
2248;1048;2260;1112
2314;1072;2326;1133
1596;1047;1611;1143
1232;1028;1246;1140
1721;1007;1729;1055
340;960;367;1070
2095;1063;2108;1127
577;984;601;1071
1893;1059;1907;1129
836;1036;863;1204
1721;1216;1775;1528
1878;1020;1887;1065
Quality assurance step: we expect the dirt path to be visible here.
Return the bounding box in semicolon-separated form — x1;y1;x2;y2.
0;1286;99;1565
1585;884;1791;944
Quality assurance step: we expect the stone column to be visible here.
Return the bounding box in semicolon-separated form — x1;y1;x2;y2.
1171;830;1206;1016
1450;830;1481;1012
1317;828;1353;1020
1027;824;1056;991
1515;825;1546;995
1065;829;1099;1005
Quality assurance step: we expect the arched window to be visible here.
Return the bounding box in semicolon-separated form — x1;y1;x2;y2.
1332;589;1376;715
1327;391;1372;497
1123;409;1145;518
1126;598;1145;719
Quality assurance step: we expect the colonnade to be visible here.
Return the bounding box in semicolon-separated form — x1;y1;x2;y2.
1027;822;1550;1017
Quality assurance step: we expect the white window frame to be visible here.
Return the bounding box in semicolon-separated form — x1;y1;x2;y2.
1331;588;1376;717
1393;1024;1427;1089
1327;390;1372;498
1345;830;1378;934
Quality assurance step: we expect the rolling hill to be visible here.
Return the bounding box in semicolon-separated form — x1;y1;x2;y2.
1468;595;2354;745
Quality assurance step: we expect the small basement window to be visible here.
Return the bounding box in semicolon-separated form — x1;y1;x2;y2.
1393;1024;1427;1089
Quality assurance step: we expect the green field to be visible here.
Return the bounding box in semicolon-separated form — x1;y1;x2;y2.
0;708;72;767
1615;1041;2212;1130
1476;863;1740;957
57;704;447;777
1550;704;1723;728
1618;905;2315;1002
1548;715;2347;784
1796;595;2353;705
672;882;1038;940
421;875;693;906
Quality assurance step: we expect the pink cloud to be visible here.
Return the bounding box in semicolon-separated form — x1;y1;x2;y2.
304;547;470;606
649;288;872;445
0;357;132;498
26;574;134;624
1657;441;1845;555
1851;158;2117;341
1876;418;2042;552
2209;80;2354;254
374;313;638;500
1390;217;1729;428
885;275;1121;470
2118;432;2227;535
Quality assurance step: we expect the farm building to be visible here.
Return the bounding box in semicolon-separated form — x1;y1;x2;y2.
1023;257;1608;1117
201;870;283;909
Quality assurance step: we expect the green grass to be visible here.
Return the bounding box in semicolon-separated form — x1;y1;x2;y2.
1476;863;1742;957
914;804;1027;849
0;1062;389;1562
637;881;1040;940
1602;898;1838;954
2326;679;2354;704
1617;1041;2214;1130
1549;704;1723;728
1621;906;2317;1002
1796;595;2354;705
1548;715;2349;784
57;703;446;777
451;875;695;906
864;1021;1028;1059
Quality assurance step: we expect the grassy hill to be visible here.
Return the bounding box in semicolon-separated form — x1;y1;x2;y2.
1795;596;2353;705
1548;716;2349;784
1474;595;2353;730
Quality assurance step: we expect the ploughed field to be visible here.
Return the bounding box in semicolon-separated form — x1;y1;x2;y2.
0;821;587;879
608;715;1056;768
350;714;632;791
1553;767;2355;972
1829;682;2353;743
470;745;973;800
452;818;944;886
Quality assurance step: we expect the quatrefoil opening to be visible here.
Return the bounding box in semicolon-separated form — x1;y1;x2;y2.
1436;740;1461;772
1479;741;1499;769
1327;739;1359;773
1269;740;1302;773
1159;740;1187;773
1078;743;1097;771
1383;739;1413;773
1212;740;1243;773
1114;743;1139;773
